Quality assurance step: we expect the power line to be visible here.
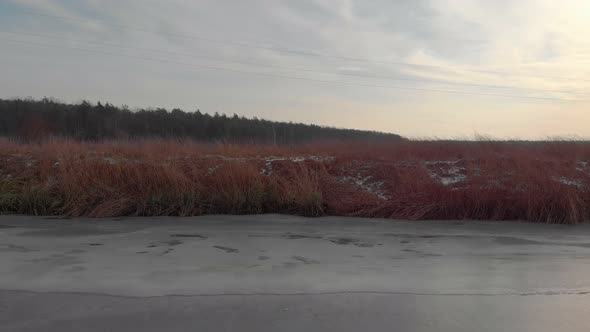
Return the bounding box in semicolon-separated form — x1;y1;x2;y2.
2;37;585;103
0;30;579;96
14;9;590;83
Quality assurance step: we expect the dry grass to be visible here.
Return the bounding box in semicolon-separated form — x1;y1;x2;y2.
1;138;589;223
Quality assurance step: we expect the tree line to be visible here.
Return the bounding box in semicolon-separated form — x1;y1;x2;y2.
0;98;402;144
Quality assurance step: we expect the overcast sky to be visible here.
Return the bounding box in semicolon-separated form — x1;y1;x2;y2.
1;0;589;138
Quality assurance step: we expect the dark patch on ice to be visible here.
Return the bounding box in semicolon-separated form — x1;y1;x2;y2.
291;255;319;264
282;233;323;240
401;248;443;257
329;238;374;247
0;244;37;253
329;238;355;245
170;233;207;239
162;239;182;246
493;237;545;246
213;245;239;253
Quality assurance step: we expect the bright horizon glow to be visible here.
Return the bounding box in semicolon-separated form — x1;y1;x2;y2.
0;0;589;139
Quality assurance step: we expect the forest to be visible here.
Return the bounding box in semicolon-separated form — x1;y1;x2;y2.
0;98;402;144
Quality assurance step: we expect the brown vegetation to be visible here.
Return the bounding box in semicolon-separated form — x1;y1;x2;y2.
1;139;589;223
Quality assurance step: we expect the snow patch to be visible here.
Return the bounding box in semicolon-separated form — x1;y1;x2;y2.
260;156;334;176
424;160;462;165
555;176;584;189
207;165;220;176
308;156;335;162
576;161;589;172
338;161;390;200
339;174;390;200
424;160;467;186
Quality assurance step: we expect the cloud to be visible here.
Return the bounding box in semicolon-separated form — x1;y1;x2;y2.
0;0;588;138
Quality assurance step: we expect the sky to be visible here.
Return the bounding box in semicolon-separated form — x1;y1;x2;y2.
0;0;589;139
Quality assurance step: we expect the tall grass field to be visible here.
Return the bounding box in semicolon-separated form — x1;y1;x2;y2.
1;139;589;223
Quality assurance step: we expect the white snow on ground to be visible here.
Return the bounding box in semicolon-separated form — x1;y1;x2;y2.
260;156;334;176
424;160;468;186
441;166;468;185
555;176;585;189
207;165;220;176
564;161;590;189
308;156;335;162
199;155;334;175
103;157;117;165
99;157;144;165
260;157;285;176
394;161;419;167
337;161;390;200
338;174;390;200
424;160;462;165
